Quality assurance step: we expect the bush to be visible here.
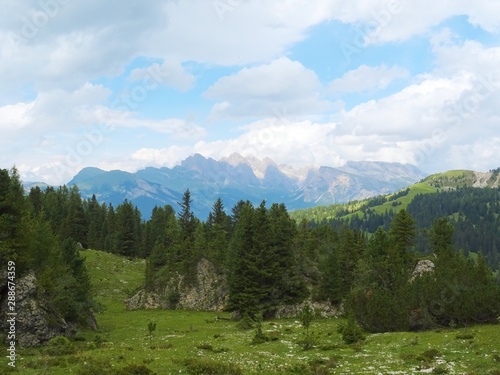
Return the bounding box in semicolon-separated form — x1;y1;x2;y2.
236;312;255;330
455;332;475;340
340;317;366;344
43;335;77;356
417;348;441;362
251;323;269;345
432;365;449;374
195;342;213;351
117;364;156;375
77;359;116;375
183;358;243;375
297;334;317;350
167;291;180;306
195;342;229;353
77;360;156;375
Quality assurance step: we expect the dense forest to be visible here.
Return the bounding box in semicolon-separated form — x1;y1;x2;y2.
0;168;93;328
311;187;500;272
1;167;500;338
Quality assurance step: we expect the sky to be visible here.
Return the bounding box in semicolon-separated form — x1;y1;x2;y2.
1;0;500;185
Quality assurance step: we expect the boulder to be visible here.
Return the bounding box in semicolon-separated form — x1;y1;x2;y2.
274;301;342;319
0;271;77;347
126;258;228;312
410;259;435;281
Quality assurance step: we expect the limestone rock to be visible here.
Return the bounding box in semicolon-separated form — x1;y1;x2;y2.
274;301;342;319
125;289;161;310
0;271;77;347
126;258;227;312
411;259;435;281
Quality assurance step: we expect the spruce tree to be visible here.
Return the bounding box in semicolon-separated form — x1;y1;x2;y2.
114;200;141;257
61;185;88;247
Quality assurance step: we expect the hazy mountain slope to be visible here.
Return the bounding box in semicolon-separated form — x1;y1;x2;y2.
291;168;500;223
65;154;426;219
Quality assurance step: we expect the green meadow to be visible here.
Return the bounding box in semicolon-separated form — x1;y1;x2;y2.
2;249;499;375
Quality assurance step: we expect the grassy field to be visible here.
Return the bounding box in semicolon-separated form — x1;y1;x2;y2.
345;182;438;220
1;249;499;374
290;169;492;224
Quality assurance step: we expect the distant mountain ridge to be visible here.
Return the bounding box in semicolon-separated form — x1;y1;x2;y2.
59;153;427;219
290;168;500;224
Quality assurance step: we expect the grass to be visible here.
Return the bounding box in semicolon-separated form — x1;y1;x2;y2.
290;169;489;224
341;182;438;221
1;249;499;374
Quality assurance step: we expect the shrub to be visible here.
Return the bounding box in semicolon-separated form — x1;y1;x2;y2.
77;359;116;375
432;365;449;374
183;358;243;375
195;342;229;353
251;323;269;345
195;342;213;351
417;348;441;362
77;360;156;375
117;364;156;375
167;291;180;306
236;312;255;330
455;332;475;340
156;342;173;349
299;305;314;335
340;317;366;344
297;334;317;350
43;335;77;356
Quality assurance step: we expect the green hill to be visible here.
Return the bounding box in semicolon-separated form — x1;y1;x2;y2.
3;248;499;374
82;249;146;312
290;168;500;223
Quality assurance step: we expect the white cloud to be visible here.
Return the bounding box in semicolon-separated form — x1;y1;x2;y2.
337;0;500;45
147;0;341;65
205;57;333;118
2;0;499;99
3;1;500;185
130;60;195;92
329;65;409;93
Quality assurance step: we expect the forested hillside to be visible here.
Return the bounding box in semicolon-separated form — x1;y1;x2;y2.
0;168;95;346
291;170;500;272
2;166;500;349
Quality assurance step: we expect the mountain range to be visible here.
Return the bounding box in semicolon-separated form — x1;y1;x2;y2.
51;153;426;219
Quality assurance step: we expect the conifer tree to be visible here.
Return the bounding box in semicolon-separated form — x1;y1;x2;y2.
0;167;29;270
86;194;104;249
226;201;259;316
178;189;196;242
28;186;43;215
389;209;416;267
114;200;141;257
61;185;88;246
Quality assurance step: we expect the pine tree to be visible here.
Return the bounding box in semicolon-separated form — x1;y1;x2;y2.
86;194;104;249
350;221;413;332
61;185;88;247
389;209;416;267
206;198;230;266
0;167;29;270
28;186;43;215
226;201;259;316
177;190;199;281
178;189;196;242
267;203;308;306
114;200;141;257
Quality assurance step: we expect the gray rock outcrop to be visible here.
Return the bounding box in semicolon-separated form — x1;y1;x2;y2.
0;271;77;347
410;259;435;281
126;258;227;311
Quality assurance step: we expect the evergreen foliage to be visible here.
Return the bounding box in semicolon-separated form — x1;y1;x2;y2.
0;168;95;328
4;165;499;334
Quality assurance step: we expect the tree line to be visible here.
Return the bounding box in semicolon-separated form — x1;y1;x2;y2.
2;167;500;334
0;168;93;327
311;187;500;271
